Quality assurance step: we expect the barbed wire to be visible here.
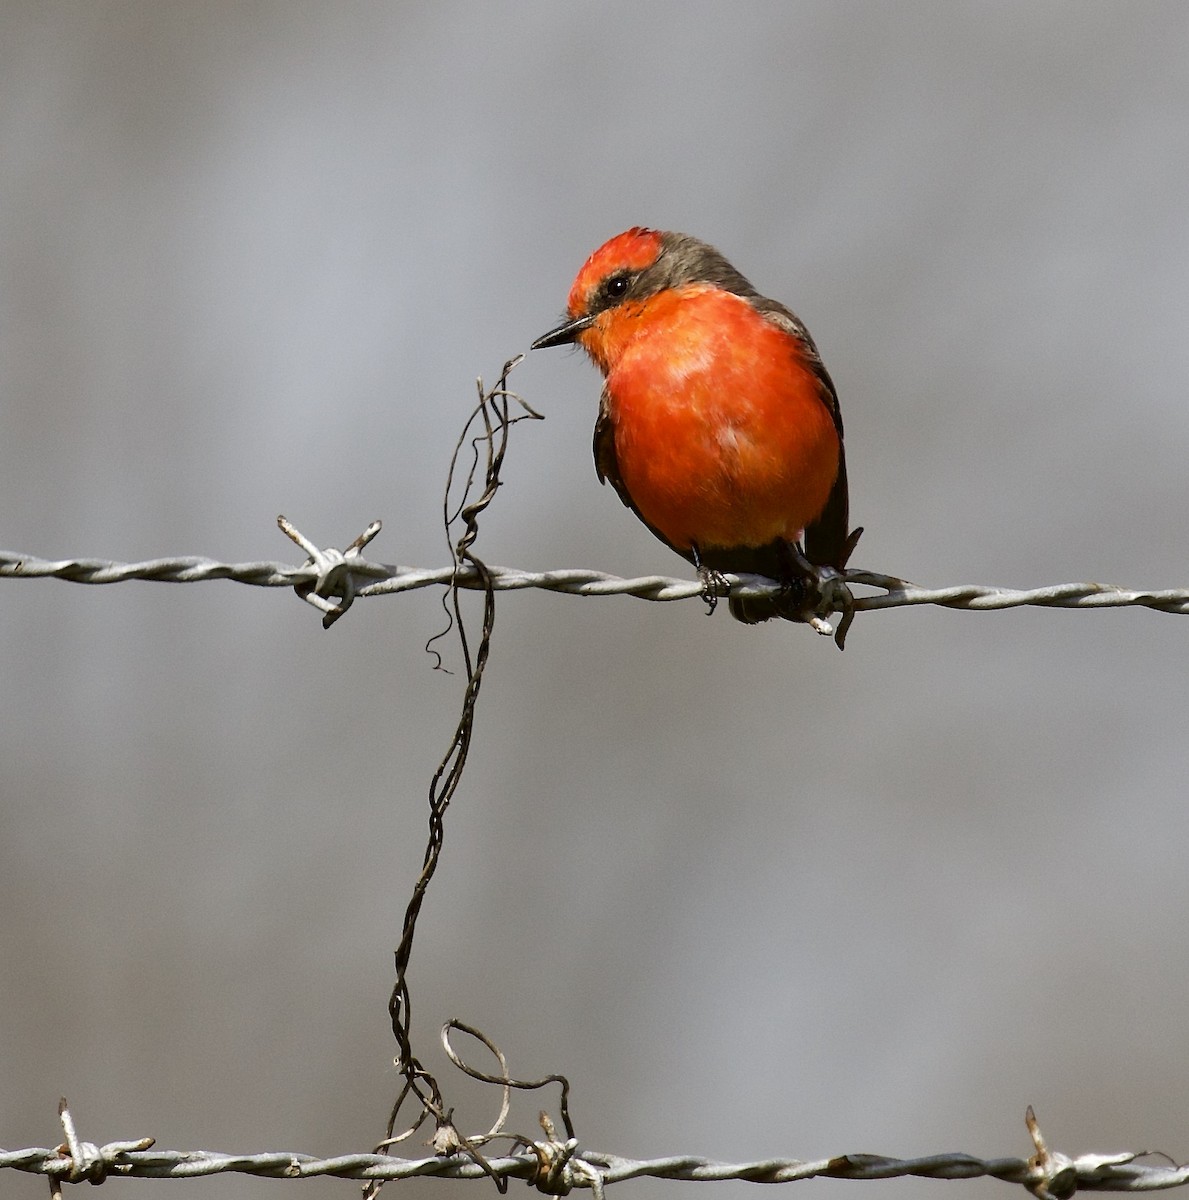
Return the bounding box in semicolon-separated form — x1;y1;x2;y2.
9;361;1184;1196
10;1099;1187;1197
2;536;1187;638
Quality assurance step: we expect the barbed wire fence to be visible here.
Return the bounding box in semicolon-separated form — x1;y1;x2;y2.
15;1097;1189;1198
6;546;1189;628
4;357;1188;1196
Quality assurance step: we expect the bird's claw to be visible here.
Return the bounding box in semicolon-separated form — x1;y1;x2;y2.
798;561;856;650
696;564;731;615
779;541;857;649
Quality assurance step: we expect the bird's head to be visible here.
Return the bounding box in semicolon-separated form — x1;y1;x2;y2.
532;227;757;373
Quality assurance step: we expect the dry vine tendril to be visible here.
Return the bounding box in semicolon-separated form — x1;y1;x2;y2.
371;358;575;1197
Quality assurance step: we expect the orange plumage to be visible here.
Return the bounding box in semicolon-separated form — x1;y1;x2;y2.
533;228;859;623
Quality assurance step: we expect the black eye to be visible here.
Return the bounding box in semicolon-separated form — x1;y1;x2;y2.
604;273;631;300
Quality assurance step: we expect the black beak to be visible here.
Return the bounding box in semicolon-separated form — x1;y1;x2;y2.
531;313;595;350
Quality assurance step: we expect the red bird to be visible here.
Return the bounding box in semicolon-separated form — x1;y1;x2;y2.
532;227;861;625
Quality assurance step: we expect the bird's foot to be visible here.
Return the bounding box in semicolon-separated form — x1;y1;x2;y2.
810;566;856;649
782;541;858;650
696;564;731;615
691;544;730;615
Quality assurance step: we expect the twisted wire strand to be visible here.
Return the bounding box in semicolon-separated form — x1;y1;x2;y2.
5;1140;1187;1191
3;548;1188;617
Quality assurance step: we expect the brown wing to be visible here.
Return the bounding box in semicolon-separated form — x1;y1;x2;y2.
593;393;698;567
750;299;855;571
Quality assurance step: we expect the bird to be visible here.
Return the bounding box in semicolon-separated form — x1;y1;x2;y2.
531;227;861;627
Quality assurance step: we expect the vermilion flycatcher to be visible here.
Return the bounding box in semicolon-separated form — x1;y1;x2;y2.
532;227;861;624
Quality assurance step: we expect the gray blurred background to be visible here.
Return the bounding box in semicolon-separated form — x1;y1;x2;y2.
3;3;1188;1198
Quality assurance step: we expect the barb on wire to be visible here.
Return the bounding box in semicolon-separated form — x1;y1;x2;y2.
435;1023;585;1198
278;515;383;628
12;1100;1188;1195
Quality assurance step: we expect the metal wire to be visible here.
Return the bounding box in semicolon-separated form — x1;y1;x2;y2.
8;1101;1188;1195
3;542;1188;631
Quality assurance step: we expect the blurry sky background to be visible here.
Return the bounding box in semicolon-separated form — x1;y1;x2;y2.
3;3;1188;1199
